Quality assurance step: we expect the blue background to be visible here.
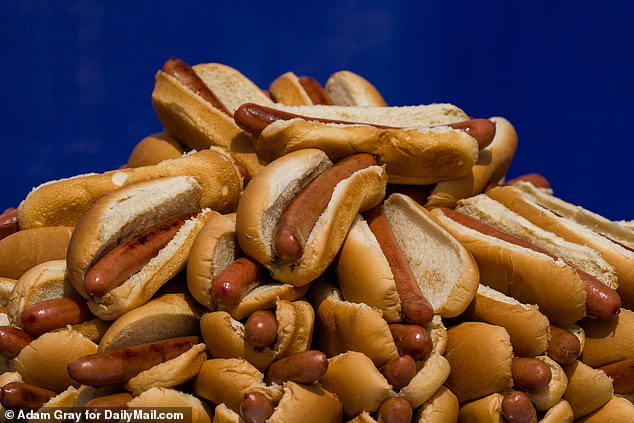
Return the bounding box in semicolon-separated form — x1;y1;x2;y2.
2;1;633;220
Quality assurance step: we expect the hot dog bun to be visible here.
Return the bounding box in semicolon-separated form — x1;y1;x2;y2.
458;394;575;423
0;227;73;279
579;307;634;368
269;72;319;106
66;176;219;319
325;70;388;106
430;207;588;325
336;193;479;320
562;360;613;418
426;116;518;208
414;385;460;423
576;396;634;422
126;131;185;168
487;182;634;308
18;149;242;229
127;387;213;423
236;148;386;286
525;355;568;411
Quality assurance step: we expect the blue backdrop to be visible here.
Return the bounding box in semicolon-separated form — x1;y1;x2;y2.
2;1;633;220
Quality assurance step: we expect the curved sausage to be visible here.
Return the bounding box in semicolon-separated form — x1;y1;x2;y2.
264;350;328;385
298;76;333;105
20;297;93;337
67;336;199;386
364;205;434;325
244;309;278;348
376;397;413;423
511;357;552;391
161;57;230;115
547;324;582;365
273;153;378;263
0;381;57;409
84;212;195;298
0;326;34;359
211;257;268;307
598;358;634;394
388;324;433;361
380;355;417;391
501;390;538;423
0;207;19;241
240;391;275;423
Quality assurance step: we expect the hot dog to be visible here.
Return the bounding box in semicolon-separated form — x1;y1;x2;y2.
244;309;278;348
376;397;412;423
597;358;634;394
388;324;433;361
211;257;268;307
20;297;93;337
264;350;328;385
0;326;34;359
379;355;417;391
0;381;57;409
298;76;333;105
501;390;538;423
268;72;332;106
240;391;275;423
0;208;18;241
236;148;386;286
547;324;583;365
511;357;552;392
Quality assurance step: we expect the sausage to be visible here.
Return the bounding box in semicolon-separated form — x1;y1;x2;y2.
364;204;434;325
0;207;19;241
511;357;552;391
67;336;199;386
161;57;230;115
211;257;268;307
376;397;413;423
233;102;496;149
547;325;582;365
239;391;275;423
388;324;433;361
0;381;57;409
0;326;34;359
503;173;552;190
244;309;278;348
297;76;333;105
84;212;195;298
501;390;538;423
380;355;417;391
598;358;634;394
20;297;93;338
273;153;378;263
440;208;621;319
264;350;328;385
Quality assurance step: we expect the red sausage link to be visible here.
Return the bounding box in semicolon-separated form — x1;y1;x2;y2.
501;390;538;423
376;397;413;423
211;257;268;307
364;205;434;325
240;391;275;423
67;336;199;386
0;207;19;241
511;357;552;391
161;57;230;115
0;326;34;359
598;358;634;394
84;212;195;298
297;76;333;105
20;297;93;338
388;324;433;361
380;355;417;391
264;350;328;385
273;153;378;263
547;325;582;365
0;381;57;409
446;119;496;150
244;310;278;348
503;173;552;190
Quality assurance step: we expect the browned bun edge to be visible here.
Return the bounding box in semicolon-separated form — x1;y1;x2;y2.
325;70;388;107
580;307;634;367
269;71;315;105
562;360;614;418
126;131;185;168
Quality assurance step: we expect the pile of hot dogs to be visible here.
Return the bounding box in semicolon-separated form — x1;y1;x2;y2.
0;58;633;423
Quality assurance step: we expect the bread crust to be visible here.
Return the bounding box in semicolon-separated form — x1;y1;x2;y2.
126;131;185;168
562;360;613;418
128;387;214;423
269;72;314;105
415;385;460;423
325;70;388;107
580;307;634;367
576;396;634;422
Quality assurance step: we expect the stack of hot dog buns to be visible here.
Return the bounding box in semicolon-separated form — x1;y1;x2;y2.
1;58;633;422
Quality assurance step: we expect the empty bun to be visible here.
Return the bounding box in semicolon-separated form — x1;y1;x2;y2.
325;70;388;107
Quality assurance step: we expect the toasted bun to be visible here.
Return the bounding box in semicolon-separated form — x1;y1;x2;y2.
444;322;514;403
236;148;386;286
487;183;634;308
192;358;282;413
186;213;307;317
415;385;460;423
268;381;343;423
124;343;207;395
457;393;504;423
526;355;568;410
269;72;315;105
430;207;587;325
426;116;518;208
337;193;479;319
576;396;634;422
128;387;214;423
0;227;73;279
126;131;186;168
320;351;394;417
580;307;634;367
67;177;218;319
98;292;202;352
325;70;388;106
13;328;98;393
465;284;550;357
18;149;242;229
562;360;613;418
0;277;16;306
